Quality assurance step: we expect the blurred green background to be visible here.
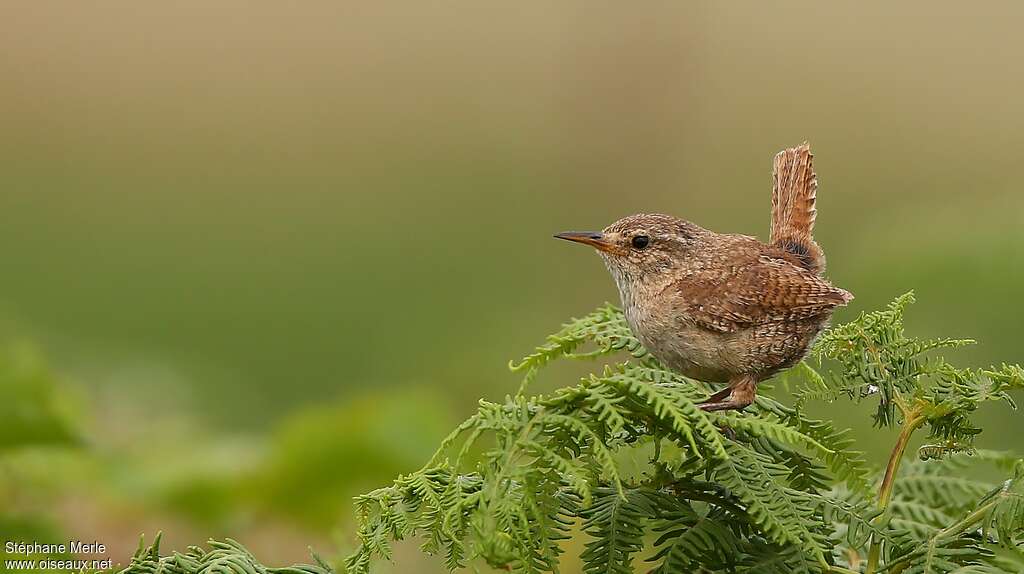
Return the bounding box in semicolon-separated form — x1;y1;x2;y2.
1;2;1022;572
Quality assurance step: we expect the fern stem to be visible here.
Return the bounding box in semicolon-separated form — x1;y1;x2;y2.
877;411;924;509
864;403;925;574
931;500;992;540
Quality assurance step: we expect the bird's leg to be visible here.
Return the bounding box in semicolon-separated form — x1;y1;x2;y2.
701;386;740;438
702;386;733;404
697;375;758;412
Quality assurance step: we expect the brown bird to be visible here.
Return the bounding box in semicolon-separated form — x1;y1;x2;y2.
555;144;852;411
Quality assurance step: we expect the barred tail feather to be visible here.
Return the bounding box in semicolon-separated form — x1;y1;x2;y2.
771;143;826;275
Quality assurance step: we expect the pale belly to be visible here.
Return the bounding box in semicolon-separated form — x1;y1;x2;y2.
624;307;820;383
624;307;733;382
635;322;737;383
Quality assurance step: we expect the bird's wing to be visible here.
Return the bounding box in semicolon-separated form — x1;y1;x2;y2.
670;255;853;333
771;143;825;274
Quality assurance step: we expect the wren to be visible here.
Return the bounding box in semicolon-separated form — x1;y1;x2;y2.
555;144;852;411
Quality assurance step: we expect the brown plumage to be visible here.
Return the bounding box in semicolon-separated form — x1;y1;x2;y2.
771;143;825;274
555;143;852;411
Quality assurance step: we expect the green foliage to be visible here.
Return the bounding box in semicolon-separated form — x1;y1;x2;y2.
0;343;81;451
880;455;1024;574
254;388;456;528
579;486;657;574
0;344;83;573
344;294;1023;573
799;292;1021;444
112;295;1024;573
116;533;333;574
0;515;75;574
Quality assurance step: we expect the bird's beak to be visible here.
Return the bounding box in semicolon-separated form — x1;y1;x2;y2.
554;231;615;253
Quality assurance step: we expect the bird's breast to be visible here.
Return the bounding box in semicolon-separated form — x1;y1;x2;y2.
623;297;733;383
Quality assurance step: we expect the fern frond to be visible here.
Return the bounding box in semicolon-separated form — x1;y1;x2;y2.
895;474;995;516
510;305;644;373
817;494;911;561
120;534;333;574
579;487;657;574
886;464;1024;574
594;366;726;459
976;462;1024;546
755;395;873;494
713;441;830;566
890;499;956;540
341;296;1023;574
538;412;624;498
715;411;835;460
648;502;741;573
894;538;994;574
733;539;820;574
582;383;628;436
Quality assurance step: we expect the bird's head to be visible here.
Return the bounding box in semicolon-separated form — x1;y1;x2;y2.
555;213;705;286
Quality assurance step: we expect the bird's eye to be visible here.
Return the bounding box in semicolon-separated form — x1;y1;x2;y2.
631;235;650;249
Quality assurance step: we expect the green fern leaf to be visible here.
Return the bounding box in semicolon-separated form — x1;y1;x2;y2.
580;487;657;574
713;441;829;566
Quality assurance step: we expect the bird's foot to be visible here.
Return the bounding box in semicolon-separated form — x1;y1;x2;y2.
697;376;756;412
698;399;751;412
701;386;732;404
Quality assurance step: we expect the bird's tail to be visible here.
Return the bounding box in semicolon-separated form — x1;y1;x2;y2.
770;142;826;275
